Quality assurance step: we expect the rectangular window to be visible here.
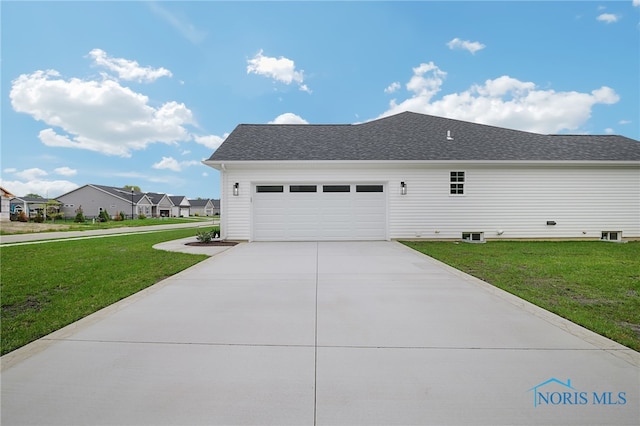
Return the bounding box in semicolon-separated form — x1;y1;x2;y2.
323;185;350;192
601;231;621;241
450;171;465;195
256;185;284;193
289;185;317;193
462;232;484;242
356;185;383;193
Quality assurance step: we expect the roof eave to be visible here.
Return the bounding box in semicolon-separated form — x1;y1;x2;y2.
204;159;640;169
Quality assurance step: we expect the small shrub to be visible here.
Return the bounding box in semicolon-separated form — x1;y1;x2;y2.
196;230;213;243
48;213;63;221
138;213;146;220
98;210;110;222
74;207;85;223
17;211;28;222
33;211;44;223
114;211;125;221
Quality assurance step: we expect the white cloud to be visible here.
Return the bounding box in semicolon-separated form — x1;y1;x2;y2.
202;172;209;177
446;38;486;54
3;168;17;174
152;156;199;172
88;49;172;83
604;128;615;134
54;166;77;176
597;13;619;24
11;68;195;157
247;50;311;93
268;113;308;124
194;134;227;150
404;62;447;101
384;82;401;94
379;62;620;134
0;178;78;198
619;119;632;125
634;0;640;7
15;167;48;180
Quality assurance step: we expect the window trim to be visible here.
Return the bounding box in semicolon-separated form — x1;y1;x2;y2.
449;171;465;196
462;232;484;243
289;185;317;193
356;184;384;193
601;231;622;242
256;185;284;193
322;185;351;193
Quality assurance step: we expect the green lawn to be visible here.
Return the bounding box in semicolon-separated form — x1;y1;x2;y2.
0;217;215;235
0;228;214;355
401;241;640;351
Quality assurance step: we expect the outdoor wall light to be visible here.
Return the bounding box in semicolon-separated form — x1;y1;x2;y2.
546;221;556;226
401;181;407;195
233;182;239;196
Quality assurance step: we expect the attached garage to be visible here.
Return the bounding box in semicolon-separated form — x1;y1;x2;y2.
204;112;640;242
252;183;386;241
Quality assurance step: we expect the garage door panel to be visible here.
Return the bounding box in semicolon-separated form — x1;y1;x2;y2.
253;183;386;241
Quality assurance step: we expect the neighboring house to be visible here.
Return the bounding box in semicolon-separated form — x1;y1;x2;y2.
1;187;15;222
204;111;640;242
146;192;174;217
57;184;153;219
188;198;218;216
169;196;190;217
10;197;59;219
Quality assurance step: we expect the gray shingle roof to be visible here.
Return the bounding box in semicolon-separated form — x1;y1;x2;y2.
92;184;147;202
207;112;640;162
188;199;211;207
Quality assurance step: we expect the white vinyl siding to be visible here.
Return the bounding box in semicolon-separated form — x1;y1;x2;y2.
218;163;639;241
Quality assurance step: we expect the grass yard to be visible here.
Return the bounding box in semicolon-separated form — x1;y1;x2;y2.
0;228;214;355
0;217;215;235
401;241;640;351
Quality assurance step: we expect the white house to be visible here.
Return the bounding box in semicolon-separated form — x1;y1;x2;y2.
169;196;191;217
203;112;640;242
189;198;218;216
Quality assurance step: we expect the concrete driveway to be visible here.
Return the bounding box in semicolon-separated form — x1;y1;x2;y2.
2;241;638;425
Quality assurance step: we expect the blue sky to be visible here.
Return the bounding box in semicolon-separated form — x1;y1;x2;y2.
2;1;639;199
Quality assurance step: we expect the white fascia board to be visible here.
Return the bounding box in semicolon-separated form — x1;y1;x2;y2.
202;159;639;170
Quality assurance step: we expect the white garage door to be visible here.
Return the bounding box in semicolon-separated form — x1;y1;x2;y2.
252;183;387;241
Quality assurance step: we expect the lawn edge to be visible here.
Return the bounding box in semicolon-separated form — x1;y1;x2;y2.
394;241;640;368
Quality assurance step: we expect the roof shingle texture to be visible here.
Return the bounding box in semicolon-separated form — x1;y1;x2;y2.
207;112;640;162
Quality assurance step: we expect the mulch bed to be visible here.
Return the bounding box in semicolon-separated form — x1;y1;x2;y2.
185;241;238;247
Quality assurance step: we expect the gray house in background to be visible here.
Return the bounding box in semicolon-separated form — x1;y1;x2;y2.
169;196;190;217
57;184;152;219
10;197;60;219
146;192;174;217
188;199;219;216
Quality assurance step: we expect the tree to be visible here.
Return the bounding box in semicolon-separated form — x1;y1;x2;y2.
24;193;43;198
123;185;141;192
74;206;85;223
45;199;61;220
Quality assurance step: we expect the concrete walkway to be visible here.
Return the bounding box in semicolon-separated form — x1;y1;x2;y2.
1;241;638;425
0;220;216;245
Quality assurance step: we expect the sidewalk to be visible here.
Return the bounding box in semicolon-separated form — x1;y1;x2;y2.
0;221;217;245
